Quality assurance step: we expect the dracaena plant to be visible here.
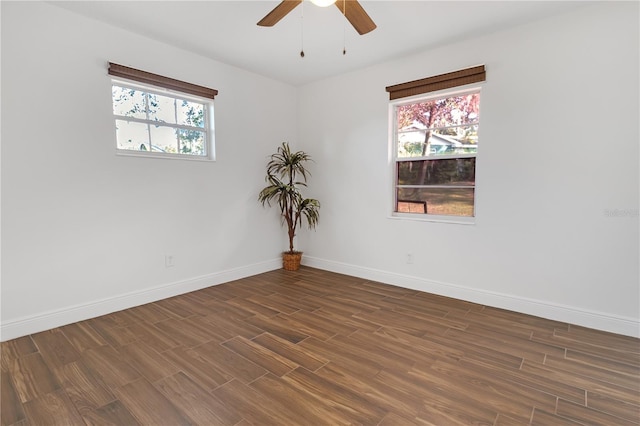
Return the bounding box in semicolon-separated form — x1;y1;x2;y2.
258;142;320;254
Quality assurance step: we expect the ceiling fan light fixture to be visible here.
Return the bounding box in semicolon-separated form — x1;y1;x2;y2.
310;0;337;7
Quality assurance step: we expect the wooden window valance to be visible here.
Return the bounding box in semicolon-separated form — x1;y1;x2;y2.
385;65;485;100
108;62;218;100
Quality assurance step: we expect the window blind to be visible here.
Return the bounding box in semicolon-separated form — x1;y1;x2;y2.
385;65;485;100
108;62;218;100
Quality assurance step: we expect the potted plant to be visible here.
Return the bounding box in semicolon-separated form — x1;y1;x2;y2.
258;142;320;271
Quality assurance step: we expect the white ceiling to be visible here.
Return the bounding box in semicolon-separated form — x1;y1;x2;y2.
51;0;590;86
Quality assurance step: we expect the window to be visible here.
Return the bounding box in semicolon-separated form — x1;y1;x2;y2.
108;63;217;160
386;66;485;220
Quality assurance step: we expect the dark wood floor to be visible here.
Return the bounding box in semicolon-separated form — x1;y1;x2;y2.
2;267;639;425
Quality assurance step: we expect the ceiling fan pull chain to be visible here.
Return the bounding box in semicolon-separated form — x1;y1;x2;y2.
342;0;347;55
300;1;305;58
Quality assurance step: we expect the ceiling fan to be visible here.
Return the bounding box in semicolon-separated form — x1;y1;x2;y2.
257;0;377;35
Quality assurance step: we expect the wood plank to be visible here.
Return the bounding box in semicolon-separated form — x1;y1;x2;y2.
329;333;416;372
312;306;381;333
244;313;310;344
225;297;281;318
116;341;178;383
1;370;26;425
250;373;353;425
81;400;141;426
566;325;640;355
190;340;267;384
556;397;639;426
22;389;83;426
463;358;586;405
200;310;265;340
464;309;559;338
411;361;536;423
222;336;299;377
544;353;640;391
446;326;561;364
427;359;557;412
154;295;206;318
316;362;427;418
375;368;500;424
212;379;306;425
252;332;328;371
267;291;324;312
288;309;357;337
81;346;140;389
59;321;107;353
246;294;300;315
428;329;525;370
161;346;231;391
55;360;115;410
30;329;80;370
153;316;220;347
126;302;173;324
587;391;640;423
268;312;337;341
376;411;417;426
297;336;382;376
8;353;61;403
354;309;450;336
124;321;181;353
1;336;38;372
113;378;192;425
372;327;464;364
566;348;640;377
534;328;640;367
530;408;583;425
87;317;137;348
282;366;387;425
155;372;242;425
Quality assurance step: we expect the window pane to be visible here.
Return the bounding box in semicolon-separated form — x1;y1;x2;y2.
149;125;178;153
178;129;205;155
112;82;212;159
112;86;146;119
396;92;479;131
431;125;478;154
178;100;205;128
397;187;475;217
397;158;475;186
148;94;176;124
115;120;150;151
397;125;478;158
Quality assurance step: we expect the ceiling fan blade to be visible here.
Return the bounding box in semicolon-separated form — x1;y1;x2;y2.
257;0;303;27
335;0;376;35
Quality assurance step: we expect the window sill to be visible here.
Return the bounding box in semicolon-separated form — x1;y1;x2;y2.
116;150;215;162
388;212;476;225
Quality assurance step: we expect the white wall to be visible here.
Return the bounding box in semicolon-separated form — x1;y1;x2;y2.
1;1;296;339
2;1;638;340
298;2;640;337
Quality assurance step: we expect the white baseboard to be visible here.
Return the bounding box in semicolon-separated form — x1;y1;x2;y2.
3;256;638;341
302;256;640;338
0;259;281;342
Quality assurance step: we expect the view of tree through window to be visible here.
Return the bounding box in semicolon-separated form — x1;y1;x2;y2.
394;91;480;217
112;84;210;157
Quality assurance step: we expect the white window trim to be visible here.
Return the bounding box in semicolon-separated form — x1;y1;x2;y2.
111;78;215;161
388;85;482;224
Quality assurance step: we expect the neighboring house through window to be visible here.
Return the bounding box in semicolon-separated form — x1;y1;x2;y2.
386;65;486;220
108;63;217;160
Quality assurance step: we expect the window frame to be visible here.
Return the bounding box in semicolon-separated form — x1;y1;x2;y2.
110;78;216;162
389;86;481;224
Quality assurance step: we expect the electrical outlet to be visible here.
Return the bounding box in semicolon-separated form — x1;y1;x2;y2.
406;253;414;264
165;255;175;267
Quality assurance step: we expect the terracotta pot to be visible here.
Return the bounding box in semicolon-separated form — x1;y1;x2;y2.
282;251;302;271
